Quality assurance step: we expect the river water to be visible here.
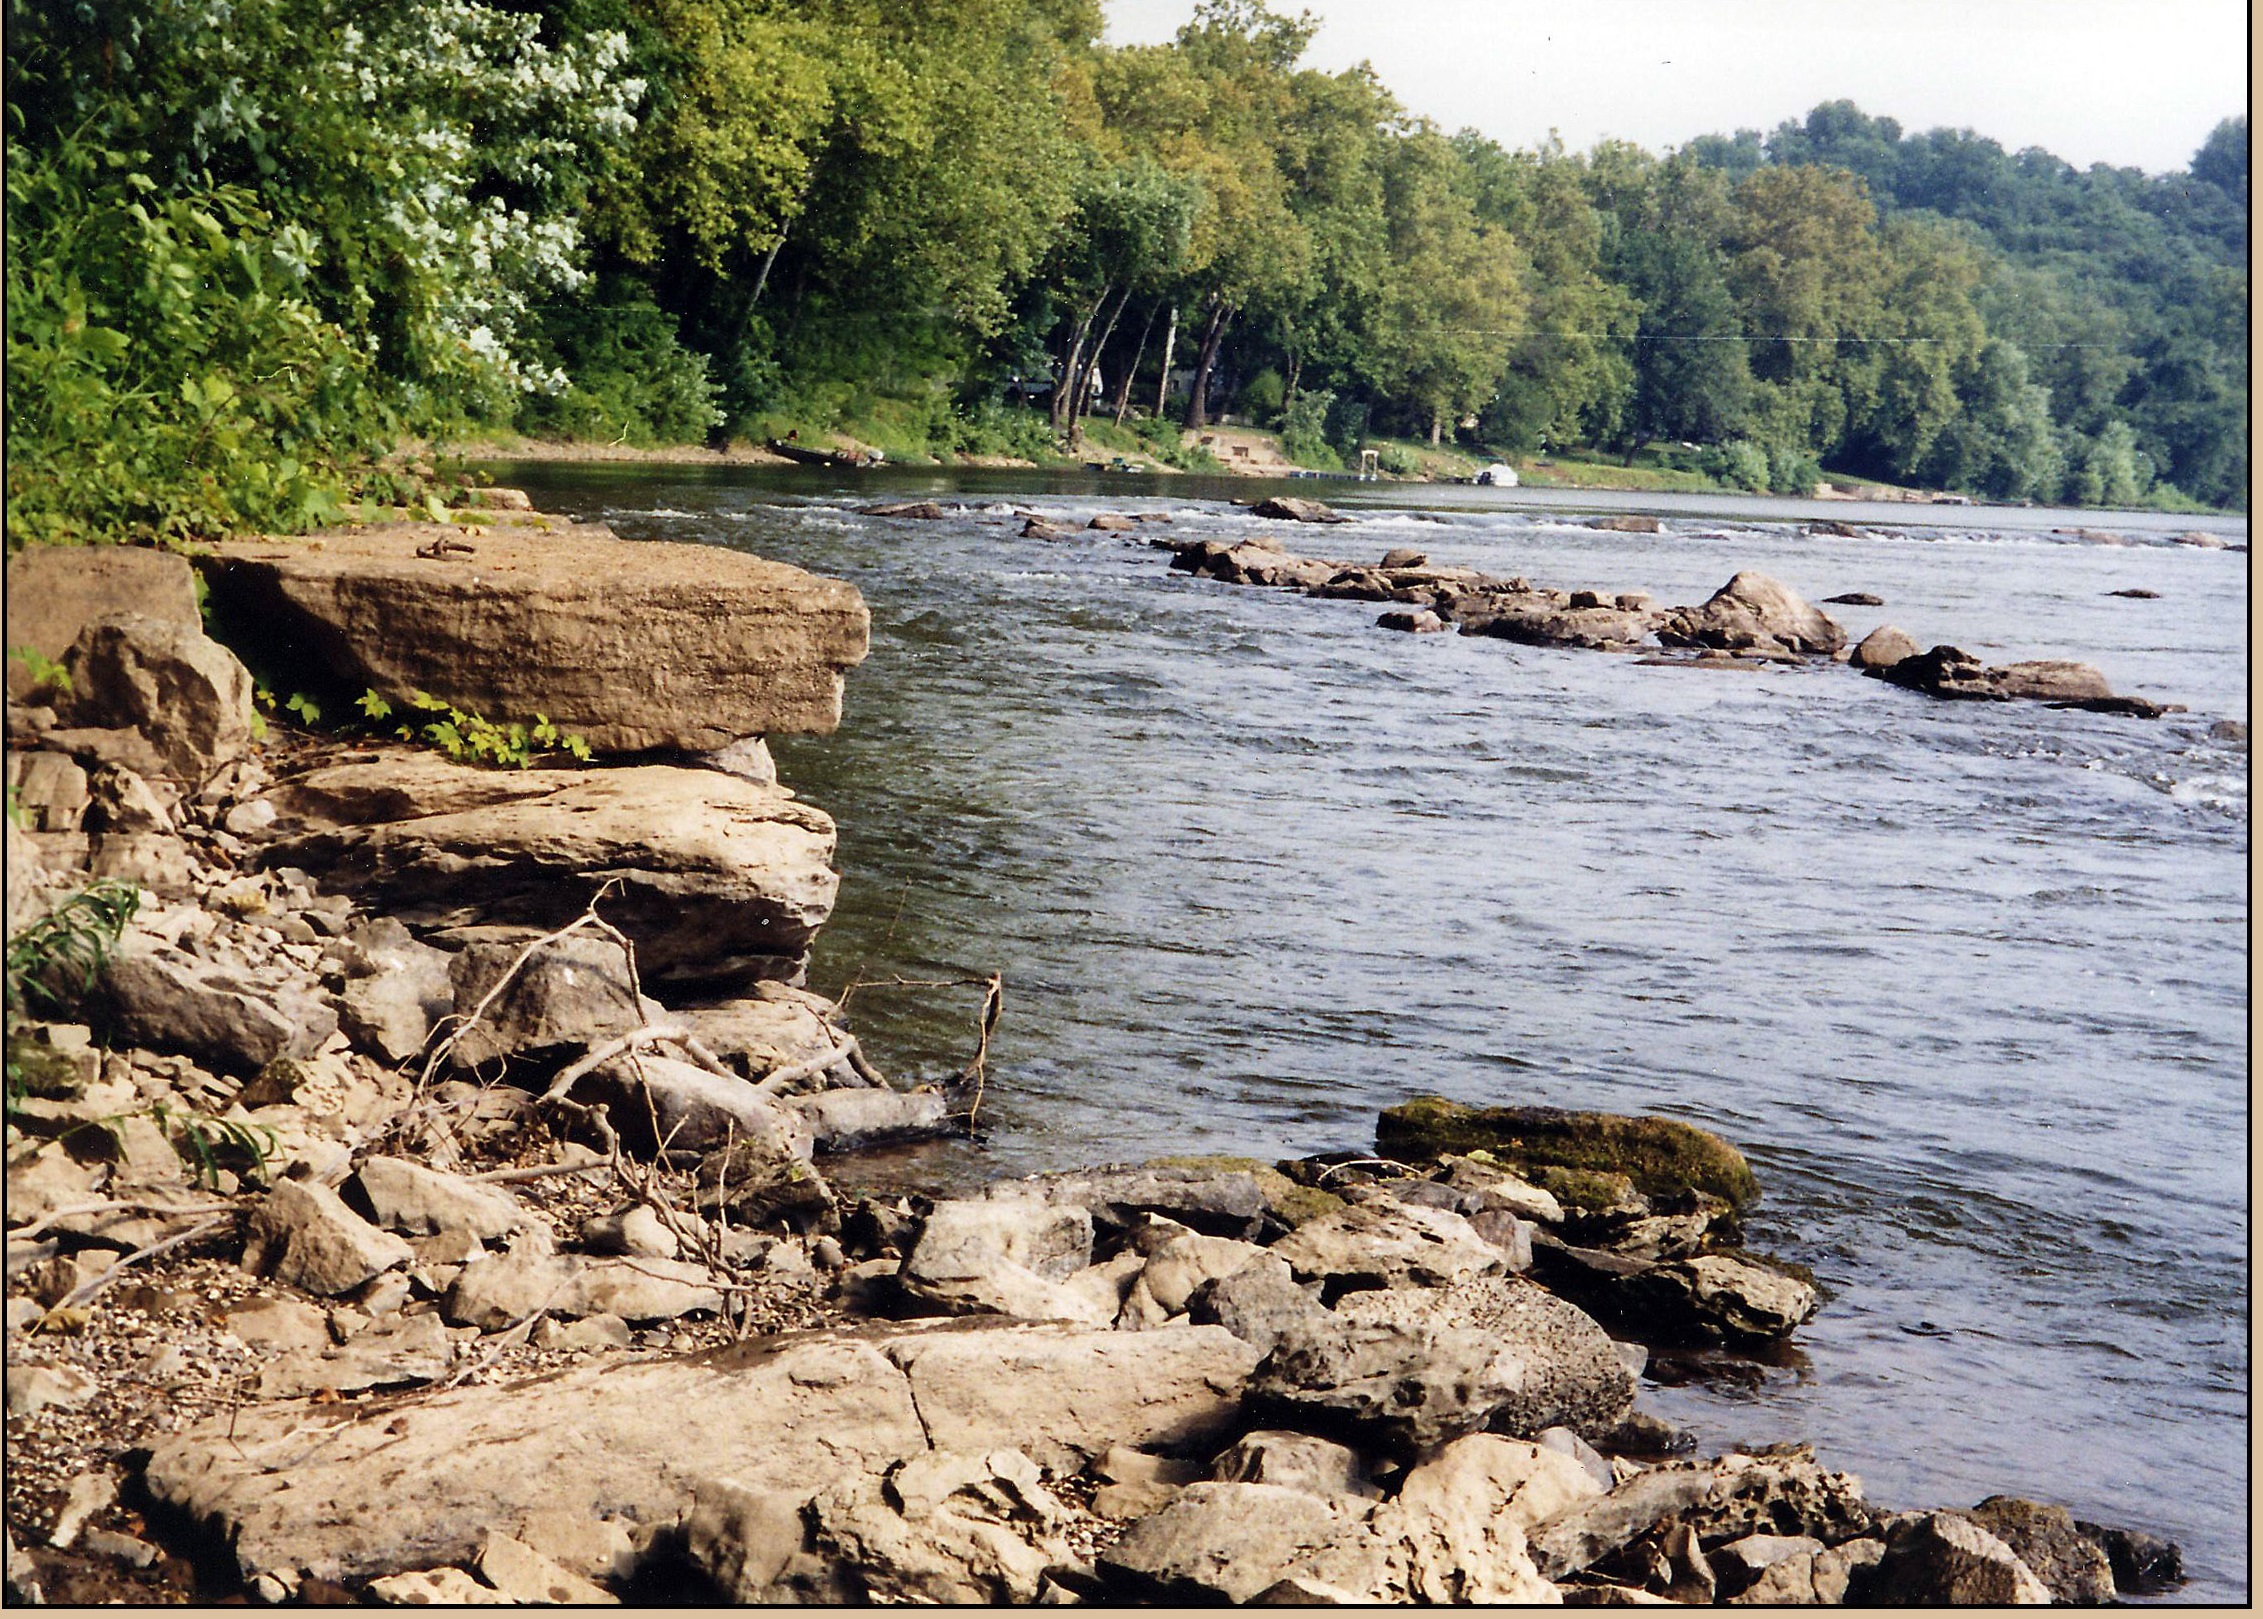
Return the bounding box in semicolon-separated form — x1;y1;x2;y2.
497;464;2249;1603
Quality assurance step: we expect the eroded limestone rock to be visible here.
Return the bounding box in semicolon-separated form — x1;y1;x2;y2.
267;752;839;989
199;525;869;751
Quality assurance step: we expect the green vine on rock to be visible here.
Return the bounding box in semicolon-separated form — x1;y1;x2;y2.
359;689;593;768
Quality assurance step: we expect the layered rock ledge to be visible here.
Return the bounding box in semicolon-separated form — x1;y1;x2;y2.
198;514;871;752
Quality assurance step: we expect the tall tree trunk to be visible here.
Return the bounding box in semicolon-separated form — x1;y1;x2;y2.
1281;315;1300;412
749;225;789;306
1429;409;1443;447
1184;298;1231;430
1071;285;1131;438
1114;300;1160;426
1052;287;1109;435
1154;303;1179;419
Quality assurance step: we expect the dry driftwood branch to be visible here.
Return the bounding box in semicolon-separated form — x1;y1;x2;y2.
959;973;1004;1128
537;1022;689;1106
53;1213;236;1312
468;1152;613;1186
433;1305;549;1392
9;1198;236;1241
415;879;627;1095
751;1032;873;1098
1314;1156;1419;1183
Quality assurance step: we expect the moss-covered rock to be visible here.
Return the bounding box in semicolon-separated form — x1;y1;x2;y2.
1376;1098;1760;1210
1528;1164;1645;1217
5;1033;92;1101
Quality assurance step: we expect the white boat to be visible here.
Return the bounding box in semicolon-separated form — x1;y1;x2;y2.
1474;464;1519;487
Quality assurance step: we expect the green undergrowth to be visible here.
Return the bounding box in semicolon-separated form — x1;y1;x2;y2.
259;685;593;769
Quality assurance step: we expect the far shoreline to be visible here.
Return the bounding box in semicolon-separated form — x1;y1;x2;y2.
456;441;2248;542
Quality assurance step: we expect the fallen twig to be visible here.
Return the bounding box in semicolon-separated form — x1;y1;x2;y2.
751;1033;875;1098
416;879;627;1095
8;1198;236;1242
53;1214;236;1312
958;973;1004;1128
538;1022;689;1106
432;1306;548;1392
468;1155;612;1186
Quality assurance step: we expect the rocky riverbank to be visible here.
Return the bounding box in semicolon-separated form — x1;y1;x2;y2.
3;505;2186;1605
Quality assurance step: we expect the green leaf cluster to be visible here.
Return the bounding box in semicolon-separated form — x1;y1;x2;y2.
360;689;594;768
5;880;141;1022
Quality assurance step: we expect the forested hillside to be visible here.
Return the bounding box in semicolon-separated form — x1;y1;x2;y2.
6;0;2247;548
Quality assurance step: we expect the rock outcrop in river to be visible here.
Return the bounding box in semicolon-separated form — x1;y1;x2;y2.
2;507;2186;1606
1151;527;2181;716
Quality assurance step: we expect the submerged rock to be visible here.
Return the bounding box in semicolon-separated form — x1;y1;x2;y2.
1377;1098;1760;1210
1251;496;1351;523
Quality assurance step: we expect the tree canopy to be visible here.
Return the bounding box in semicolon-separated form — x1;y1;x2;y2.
5;0;2247;546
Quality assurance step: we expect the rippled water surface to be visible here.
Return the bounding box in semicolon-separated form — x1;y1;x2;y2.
500;465;2248;1602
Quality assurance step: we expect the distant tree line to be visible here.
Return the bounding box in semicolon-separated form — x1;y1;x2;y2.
5;0;2247;546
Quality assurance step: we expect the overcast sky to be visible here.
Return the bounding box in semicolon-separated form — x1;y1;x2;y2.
1102;0;2249;176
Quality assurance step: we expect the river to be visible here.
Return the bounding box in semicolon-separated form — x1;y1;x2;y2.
494;463;2248;1603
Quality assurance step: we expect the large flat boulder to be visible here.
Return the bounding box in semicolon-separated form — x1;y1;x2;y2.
198;521;870;752
264;751;838;989
143;1333;928;1586
1462;598;1660;652
881;1322;1261;1470
143;1320;1258;1589
1332;1276;1637;1441
1168;540;1342;590
1870;644;2175;716
99;938;339;1076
